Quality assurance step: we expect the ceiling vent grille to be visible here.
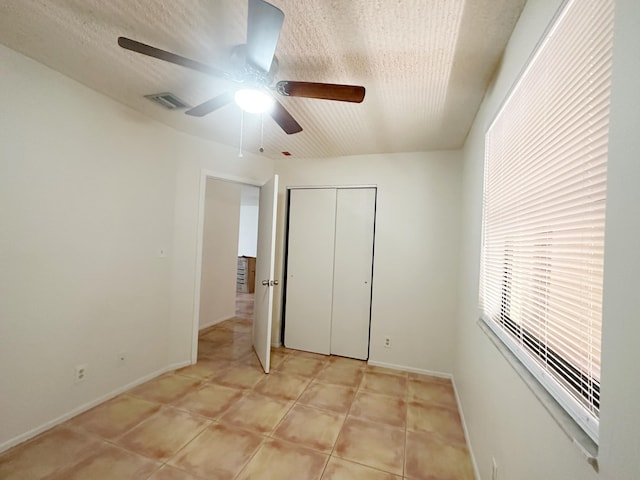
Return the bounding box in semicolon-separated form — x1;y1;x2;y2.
145;92;189;110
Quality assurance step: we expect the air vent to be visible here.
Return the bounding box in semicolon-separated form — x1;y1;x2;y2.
145;92;189;110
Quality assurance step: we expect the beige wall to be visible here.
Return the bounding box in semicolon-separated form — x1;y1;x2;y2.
454;0;640;478
198;179;241;330
274;151;462;374
0;43;273;450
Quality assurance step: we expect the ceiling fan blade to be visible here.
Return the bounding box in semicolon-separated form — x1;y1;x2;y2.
246;0;284;72
270;100;303;135
185;92;235;117
276;81;366;103
117;37;229;79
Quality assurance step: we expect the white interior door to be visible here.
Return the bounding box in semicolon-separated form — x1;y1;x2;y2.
252;175;278;373
284;188;337;354
330;188;376;360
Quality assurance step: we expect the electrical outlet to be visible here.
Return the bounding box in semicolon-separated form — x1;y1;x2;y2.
491;457;498;480
384;337;391;348
75;364;88;383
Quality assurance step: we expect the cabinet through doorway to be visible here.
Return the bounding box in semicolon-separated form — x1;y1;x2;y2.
283;187;376;360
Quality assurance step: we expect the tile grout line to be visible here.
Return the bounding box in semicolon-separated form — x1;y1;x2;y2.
320;359;364;479
245;354;336;480
404;372;409;479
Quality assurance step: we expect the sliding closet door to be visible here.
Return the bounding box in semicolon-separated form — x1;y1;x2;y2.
330;188;376;360
284;189;336;354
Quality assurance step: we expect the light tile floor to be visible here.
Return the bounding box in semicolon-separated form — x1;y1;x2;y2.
0;293;474;479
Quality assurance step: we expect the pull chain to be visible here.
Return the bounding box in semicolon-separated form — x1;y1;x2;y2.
238;110;244;158
259;113;265;153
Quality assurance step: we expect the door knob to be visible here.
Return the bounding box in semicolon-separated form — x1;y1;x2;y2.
272;280;279;286
261;280;269;286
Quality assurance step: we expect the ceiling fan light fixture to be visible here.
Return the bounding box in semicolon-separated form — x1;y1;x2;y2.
234;88;274;114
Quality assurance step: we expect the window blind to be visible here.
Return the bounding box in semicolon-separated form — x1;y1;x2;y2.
479;0;614;444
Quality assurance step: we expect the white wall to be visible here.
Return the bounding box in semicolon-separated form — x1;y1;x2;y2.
273;152;462;374
454;0;640;478
238;198;259;257
0;44;274;451
0;43;174;449
199;179;241;329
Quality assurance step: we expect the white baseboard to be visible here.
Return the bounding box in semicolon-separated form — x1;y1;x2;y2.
199;315;235;331
451;377;481;480
366;359;453;379
0;360;191;454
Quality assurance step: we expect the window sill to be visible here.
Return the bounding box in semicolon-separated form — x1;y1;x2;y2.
477;319;599;471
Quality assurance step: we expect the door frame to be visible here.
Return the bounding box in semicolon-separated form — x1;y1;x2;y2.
191;169;264;364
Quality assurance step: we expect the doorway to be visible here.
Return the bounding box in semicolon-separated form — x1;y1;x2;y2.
196;179;259;348
191;171;279;373
235;184;260;321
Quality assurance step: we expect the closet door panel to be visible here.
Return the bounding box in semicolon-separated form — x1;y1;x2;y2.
284;189;336;354
330;188;376;360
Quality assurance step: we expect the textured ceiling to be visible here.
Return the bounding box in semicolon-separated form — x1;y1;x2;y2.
0;0;526;159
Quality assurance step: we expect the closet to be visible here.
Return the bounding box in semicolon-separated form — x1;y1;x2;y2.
283;187;376;360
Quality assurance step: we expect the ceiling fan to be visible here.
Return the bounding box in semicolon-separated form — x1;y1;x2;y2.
117;0;366;135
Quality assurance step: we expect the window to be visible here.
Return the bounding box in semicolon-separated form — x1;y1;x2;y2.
479;0;614;444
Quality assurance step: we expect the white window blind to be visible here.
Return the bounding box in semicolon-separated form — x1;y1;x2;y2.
479;0;614;444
